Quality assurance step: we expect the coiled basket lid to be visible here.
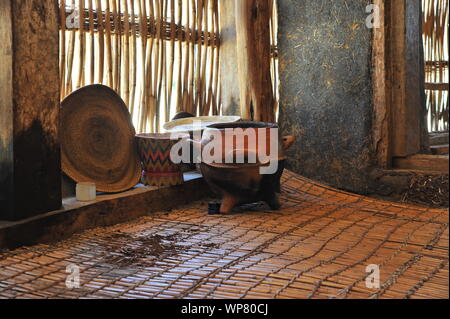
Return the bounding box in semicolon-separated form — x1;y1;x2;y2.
61;84;141;192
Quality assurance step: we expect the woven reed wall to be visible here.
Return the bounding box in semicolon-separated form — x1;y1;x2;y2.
422;0;449;132
59;0;220;133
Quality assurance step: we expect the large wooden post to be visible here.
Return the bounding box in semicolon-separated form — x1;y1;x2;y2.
235;0;275;122
0;0;61;221
373;0;429;166
219;0;241;116
388;0;427;157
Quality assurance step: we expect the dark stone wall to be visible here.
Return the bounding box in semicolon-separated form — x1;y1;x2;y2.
278;0;375;193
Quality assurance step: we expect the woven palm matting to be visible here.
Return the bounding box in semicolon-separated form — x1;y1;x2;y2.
0;170;447;299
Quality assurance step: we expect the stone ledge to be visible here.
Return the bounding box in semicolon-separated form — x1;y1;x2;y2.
0;172;211;250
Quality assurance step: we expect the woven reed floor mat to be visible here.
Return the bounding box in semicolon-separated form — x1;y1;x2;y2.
0;171;448;299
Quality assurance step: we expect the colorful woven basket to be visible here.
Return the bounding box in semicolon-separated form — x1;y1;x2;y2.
136;133;188;187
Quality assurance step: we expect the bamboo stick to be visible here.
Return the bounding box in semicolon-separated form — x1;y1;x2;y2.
122;0;130;107
153;0;164;132
105;0;114;87
76;0;86;88
188;0;196;115
65;0;76;94
138;0;148;133
181;0;191;112
138;0;148;68
130;0;138;117
176;0;183;112
199;0;209;115
158;0;168;129
270;0;278;114
152;0;161;129
212;0;220;115
111;0;120;91
97;0;105;84
217;70;222;115
60;0;67;99
116;0;122;93
206;0;215;115
88;0;95;84
146;0;157;132
194;0;203;115
166;0;176;121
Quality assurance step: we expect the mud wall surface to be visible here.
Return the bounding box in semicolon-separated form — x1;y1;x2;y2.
278;0;374;193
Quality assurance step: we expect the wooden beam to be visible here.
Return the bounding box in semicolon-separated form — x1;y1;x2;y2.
425;82;450;91
235;0;275;122
61;7;219;47
393;154;449;172
430;145;449;155
429;132;449;146
0;0;61;221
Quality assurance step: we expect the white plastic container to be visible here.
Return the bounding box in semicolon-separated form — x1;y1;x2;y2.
76;182;96;202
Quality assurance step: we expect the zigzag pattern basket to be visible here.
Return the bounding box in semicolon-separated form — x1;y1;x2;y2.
136;133;188;187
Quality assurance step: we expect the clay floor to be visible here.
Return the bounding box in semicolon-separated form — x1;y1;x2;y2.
0;171;448;299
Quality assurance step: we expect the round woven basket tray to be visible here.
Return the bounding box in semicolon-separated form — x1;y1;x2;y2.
61;85;141;193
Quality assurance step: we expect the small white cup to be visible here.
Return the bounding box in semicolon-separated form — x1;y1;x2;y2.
76;182;96;202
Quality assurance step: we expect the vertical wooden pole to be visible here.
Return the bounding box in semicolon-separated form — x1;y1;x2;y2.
388;0;427;157
235;0;275;122
372;0;391;168
373;0;429;166
219;0;240;116
0;0;61;221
